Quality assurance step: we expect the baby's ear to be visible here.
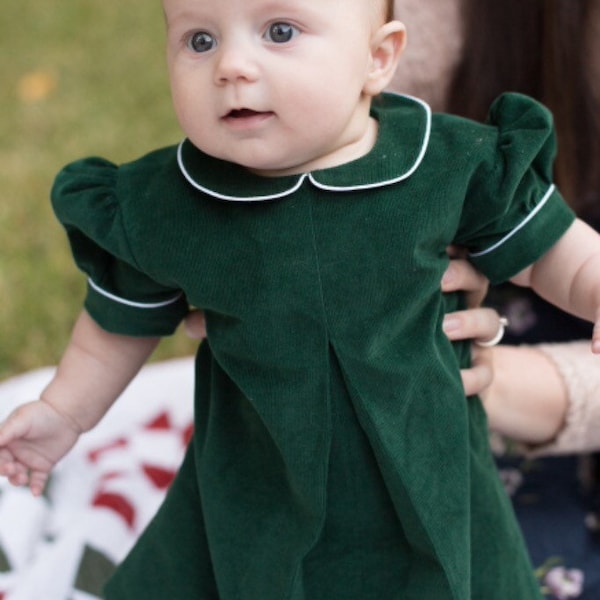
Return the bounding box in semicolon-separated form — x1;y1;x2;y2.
364;21;406;97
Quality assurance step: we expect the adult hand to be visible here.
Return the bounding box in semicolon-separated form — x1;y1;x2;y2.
441;256;501;397
443;247;489;308
441;257;570;444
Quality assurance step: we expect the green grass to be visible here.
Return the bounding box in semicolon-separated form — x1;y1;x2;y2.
0;2;198;378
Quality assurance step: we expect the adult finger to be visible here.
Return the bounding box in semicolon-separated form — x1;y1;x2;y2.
460;347;493;397
443;307;503;343
183;309;207;340
442;258;489;308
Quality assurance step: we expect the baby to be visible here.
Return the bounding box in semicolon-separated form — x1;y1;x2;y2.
2;0;600;597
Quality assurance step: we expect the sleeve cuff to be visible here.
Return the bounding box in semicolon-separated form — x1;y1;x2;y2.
84;279;189;337
527;341;600;456
469;185;575;284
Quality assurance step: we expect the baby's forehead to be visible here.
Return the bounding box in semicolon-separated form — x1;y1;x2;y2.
161;0;390;25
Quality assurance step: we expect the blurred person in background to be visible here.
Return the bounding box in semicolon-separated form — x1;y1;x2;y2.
391;0;600;596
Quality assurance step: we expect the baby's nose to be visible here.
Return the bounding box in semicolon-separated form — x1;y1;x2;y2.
214;42;260;84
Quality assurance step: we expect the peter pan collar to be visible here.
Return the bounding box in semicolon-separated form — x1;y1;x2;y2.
177;93;431;202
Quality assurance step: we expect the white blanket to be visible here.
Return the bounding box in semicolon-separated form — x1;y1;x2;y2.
0;358;195;600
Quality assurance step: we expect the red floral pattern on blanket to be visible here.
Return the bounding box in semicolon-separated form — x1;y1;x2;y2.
86;412;187;532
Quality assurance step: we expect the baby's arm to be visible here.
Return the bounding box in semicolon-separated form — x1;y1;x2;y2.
0;310;159;495
511;219;600;353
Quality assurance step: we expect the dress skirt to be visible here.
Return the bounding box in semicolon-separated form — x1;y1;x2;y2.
104;351;541;599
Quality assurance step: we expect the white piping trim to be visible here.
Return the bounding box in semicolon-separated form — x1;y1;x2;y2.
470;184;556;258
177;142;308;202
176;93;432;201
88;277;183;309
309;94;432;193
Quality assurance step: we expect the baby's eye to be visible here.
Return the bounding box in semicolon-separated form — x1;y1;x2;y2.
264;22;299;44
187;31;216;53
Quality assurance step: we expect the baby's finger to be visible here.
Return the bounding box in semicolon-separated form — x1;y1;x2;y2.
8;467;30;488
29;471;49;497
0;449;18;475
0;458;29;487
0;450;35;490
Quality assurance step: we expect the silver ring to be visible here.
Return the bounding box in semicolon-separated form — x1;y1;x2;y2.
475;316;509;347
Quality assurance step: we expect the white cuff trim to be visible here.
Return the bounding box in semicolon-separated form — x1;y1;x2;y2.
88;278;183;309
470;184;556;258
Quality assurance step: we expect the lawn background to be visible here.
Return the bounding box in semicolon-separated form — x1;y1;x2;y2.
1;2;198;378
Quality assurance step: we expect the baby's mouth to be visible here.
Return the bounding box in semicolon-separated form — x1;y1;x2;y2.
223;108;274;121
227;108;261;119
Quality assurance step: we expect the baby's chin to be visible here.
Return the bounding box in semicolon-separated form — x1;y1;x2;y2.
216;151;311;178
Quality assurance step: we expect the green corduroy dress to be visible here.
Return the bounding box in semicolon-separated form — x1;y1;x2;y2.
51;93;574;599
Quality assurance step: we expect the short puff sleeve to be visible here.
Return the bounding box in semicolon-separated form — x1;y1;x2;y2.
455;93;575;284
51;157;189;336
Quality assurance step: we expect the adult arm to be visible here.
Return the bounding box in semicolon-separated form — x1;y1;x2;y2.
489;341;600;455
526;341;600;454
443;258;600;454
482;344;568;446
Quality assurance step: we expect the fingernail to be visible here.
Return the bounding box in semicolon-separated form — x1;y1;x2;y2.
442;315;460;333
441;266;455;288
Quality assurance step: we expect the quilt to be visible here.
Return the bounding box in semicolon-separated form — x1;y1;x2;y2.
0;358;194;600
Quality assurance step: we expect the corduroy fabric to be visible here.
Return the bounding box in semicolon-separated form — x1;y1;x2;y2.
51;93;573;599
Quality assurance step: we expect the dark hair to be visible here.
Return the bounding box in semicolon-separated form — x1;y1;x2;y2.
447;0;600;219
385;0;394;21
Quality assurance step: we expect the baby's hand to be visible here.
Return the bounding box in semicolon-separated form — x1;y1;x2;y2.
0;400;81;496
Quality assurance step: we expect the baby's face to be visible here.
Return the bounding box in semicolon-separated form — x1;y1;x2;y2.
163;0;389;175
